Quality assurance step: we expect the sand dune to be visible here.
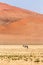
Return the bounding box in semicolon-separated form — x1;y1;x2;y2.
0;2;43;44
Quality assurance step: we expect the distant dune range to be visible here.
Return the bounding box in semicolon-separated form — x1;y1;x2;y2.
0;2;43;44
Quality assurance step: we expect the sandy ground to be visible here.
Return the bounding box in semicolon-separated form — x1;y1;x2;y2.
0;34;43;45
0;60;43;65
0;45;43;65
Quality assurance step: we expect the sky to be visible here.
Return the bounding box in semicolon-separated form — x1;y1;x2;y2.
0;0;43;14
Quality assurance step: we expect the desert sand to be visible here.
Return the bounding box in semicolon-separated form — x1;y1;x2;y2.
0;2;43;44
0;45;43;65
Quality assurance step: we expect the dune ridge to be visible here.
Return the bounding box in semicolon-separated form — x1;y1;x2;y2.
0;2;43;44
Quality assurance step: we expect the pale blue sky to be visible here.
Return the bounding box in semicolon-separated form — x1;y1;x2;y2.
0;0;43;14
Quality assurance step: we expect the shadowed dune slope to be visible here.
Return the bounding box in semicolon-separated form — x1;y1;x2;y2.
0;2;43;44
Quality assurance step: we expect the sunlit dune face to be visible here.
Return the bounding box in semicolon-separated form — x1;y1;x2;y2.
0;2;43;44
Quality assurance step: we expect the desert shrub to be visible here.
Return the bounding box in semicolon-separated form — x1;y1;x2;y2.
12;57;17;60
41;60;43;62
24;57;28;61
34;58;40;63
19;55;22;60
29;54;33;57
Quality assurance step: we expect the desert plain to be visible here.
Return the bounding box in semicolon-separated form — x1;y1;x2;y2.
0;45;43;65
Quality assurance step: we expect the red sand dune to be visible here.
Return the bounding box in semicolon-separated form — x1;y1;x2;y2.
0;2;43;45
